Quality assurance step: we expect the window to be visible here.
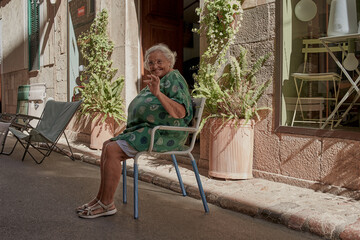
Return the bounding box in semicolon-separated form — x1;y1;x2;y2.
28;0;40;71
279;0;360;134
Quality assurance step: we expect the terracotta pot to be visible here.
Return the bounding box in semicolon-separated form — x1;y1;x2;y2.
90;114;115;150
208;118;254;180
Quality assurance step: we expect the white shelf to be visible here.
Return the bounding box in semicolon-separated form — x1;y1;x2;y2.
319;33;360;43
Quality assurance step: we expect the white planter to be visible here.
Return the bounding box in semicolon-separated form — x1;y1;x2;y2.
208;118;254;180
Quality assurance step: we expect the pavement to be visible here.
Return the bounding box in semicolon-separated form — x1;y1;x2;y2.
6;135;360;240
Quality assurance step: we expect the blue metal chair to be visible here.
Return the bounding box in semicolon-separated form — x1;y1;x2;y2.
122;97;209;219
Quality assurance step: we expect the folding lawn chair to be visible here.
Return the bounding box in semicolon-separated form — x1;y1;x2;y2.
122;97;209;219
1;100;82;164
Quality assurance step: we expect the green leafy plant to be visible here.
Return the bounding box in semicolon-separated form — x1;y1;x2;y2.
77;9;126;124
192;0;271;127
194;0;243;61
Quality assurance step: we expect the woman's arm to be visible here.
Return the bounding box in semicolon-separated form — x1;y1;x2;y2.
144;74;186;119
156;92;186;119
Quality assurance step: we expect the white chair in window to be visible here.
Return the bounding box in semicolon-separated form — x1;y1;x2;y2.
291;38;346;127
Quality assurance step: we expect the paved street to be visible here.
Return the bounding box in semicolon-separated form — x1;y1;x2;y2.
0;148;323;240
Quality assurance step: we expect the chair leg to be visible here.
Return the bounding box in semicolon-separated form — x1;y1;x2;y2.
1;139;18;156
171;154;186;196
63;133;75;161
134;162;139;219
190;156;209;213
22;141;31;162
122;160;127;204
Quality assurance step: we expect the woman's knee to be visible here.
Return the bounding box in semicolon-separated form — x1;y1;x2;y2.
102;139;112;149
103;141;126;159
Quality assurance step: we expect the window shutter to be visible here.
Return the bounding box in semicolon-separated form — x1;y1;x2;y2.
28;0;40;71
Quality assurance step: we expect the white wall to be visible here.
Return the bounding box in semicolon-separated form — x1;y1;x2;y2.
1;0;27;73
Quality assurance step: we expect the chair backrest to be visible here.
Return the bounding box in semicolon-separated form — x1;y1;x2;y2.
188;97;206;150
301;38;347;73
35;100;82;142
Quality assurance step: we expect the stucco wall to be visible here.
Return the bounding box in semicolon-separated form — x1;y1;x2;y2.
1;0;27;74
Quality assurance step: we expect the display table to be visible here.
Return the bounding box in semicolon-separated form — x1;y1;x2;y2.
319;33;360;129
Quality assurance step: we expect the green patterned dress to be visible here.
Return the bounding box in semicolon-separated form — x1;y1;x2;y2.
111;70;193;152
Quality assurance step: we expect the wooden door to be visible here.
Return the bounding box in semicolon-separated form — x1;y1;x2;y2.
141;0;183;89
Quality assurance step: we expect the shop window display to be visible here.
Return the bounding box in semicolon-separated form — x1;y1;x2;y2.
281;0;360;130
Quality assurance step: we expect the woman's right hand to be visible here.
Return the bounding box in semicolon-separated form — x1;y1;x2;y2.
144;74;161;97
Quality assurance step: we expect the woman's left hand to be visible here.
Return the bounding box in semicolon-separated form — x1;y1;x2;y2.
144;74;161;97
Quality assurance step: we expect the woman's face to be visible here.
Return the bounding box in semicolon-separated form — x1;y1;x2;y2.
147;50;172;78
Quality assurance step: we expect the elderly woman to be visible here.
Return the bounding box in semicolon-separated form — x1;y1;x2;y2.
77;43;193;219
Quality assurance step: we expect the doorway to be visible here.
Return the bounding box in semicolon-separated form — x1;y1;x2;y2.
67;0;96;102
140;0;199;90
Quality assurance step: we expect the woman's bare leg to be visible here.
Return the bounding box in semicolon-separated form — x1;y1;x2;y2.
79;141;129;215
98;141;129;205
95;140;112;201
77;140;123;209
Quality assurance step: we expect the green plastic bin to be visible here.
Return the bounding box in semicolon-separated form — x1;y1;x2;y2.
16;85;30;115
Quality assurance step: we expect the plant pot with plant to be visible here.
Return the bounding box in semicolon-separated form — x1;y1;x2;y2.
77;9;126;150
193;0;271;179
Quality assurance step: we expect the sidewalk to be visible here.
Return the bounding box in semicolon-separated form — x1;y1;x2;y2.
55;137;360;240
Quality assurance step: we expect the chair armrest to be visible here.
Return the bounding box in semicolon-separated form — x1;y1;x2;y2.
2;113;40;132
148;125;198;152
14;113;41;121
0;113;17;122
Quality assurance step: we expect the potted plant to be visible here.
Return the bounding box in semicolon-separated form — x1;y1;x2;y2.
77;9;126;150
193;0;271;179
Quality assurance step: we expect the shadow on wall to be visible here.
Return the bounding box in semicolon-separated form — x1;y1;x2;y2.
0;0;61;113
276;136;360;197
311;140;360;198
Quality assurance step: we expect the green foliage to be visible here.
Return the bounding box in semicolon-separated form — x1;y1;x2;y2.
192;0;271;127
194;0;243;62
77;9;126;124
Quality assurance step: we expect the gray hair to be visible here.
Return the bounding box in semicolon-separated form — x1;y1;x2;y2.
144;43;177;71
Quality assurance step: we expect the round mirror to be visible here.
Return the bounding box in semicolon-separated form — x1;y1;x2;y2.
294;0;317;22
